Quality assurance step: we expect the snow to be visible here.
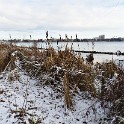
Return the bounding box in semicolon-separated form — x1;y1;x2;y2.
0;59;109;124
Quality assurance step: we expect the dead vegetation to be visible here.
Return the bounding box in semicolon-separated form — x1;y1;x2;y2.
0;43;12;72
0;42;124;123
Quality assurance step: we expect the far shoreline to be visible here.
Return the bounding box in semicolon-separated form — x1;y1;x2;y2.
1;37;124;43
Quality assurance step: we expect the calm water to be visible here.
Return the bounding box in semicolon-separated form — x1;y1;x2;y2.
16;41;124;63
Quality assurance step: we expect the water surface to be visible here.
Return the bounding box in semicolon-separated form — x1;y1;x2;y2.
16;41;124;63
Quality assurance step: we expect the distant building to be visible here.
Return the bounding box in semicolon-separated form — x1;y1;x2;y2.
93;37;99;40
99;35;105;39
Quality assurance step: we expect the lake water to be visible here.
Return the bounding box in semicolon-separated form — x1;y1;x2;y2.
15;41;124;63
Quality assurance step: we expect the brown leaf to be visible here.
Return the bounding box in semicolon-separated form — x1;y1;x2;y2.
0;89;4;94
0;99;5;102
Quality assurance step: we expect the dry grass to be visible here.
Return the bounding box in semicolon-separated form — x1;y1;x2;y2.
0;43;12;72
64;71;73;109
1;42;124;114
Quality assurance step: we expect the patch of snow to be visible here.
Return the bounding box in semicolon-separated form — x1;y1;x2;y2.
0;59;109;124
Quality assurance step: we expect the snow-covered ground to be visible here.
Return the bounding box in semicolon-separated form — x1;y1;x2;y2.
0;59;109;124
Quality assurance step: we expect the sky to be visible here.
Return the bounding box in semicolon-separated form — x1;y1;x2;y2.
0;0;124;39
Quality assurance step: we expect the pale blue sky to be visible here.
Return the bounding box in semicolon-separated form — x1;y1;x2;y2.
0;0;124;39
